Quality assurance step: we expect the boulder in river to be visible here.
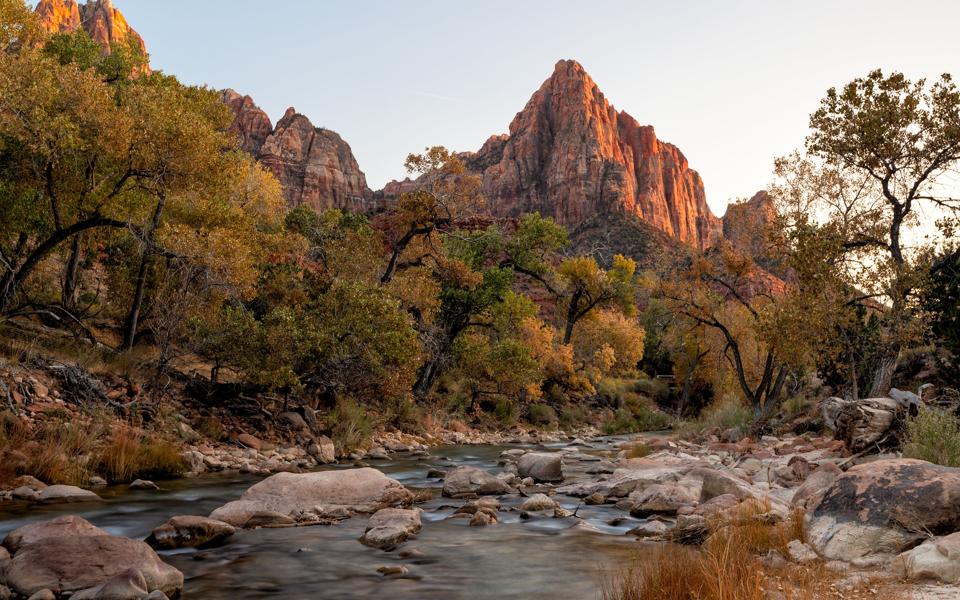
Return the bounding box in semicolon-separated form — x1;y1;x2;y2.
71;568;152;600
209;467;412;527
1;525;182;598
359;508;422;550
517;453;564;483
2;515;108;554
807;459;960;565
36;485;102;504
520;493;558;512
146;515;236;549
441;466;515;497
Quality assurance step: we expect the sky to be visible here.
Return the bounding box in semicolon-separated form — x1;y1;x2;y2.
103;0;960;217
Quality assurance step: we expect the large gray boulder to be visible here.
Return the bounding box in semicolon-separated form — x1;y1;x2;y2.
145;516;235;549
629;482;699;517
2;515;108;554
517;453;564;483
209;467;412;527
791;463;841;510
2;534;182;597
441;466;514;497
807;459;960;565
359;508;421;550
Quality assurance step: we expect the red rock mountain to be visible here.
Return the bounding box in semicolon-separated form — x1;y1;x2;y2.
221;93;375;212
35;0;148;63
434;60;722;249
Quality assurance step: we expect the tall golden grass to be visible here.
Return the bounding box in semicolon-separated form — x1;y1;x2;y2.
601;500;904;600
0;411;185;486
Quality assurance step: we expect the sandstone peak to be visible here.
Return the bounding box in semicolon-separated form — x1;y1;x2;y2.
36;0;148;68
458;59;721;249
220;89;274;156
35;0;80;34
222;93;375;213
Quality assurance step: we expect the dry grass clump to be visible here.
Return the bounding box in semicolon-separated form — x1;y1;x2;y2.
93;427;187;482
0;412;186;486
623;441;651;459
602;500;903;600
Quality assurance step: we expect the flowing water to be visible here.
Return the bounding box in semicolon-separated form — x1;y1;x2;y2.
0;439;651;599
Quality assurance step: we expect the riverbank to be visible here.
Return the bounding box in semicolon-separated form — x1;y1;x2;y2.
4;431;960;599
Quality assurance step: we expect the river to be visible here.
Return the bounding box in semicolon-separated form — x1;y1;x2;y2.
0;438;649;599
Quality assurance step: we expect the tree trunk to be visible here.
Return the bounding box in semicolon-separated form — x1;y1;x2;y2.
0;217;126;314
562;289;583;345
61;233;83;310
121;254;150;350
868;351;898;398
122;194;166;351
849;347;859;401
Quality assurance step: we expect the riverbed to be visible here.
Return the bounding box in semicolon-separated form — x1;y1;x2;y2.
0;439;648;599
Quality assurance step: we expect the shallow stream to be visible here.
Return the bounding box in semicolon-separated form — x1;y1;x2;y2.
0;439;651;599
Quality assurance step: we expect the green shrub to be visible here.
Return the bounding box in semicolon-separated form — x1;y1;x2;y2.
904;407;960;467
676;395;754;440
782;395;810;419
494;398;518;426
527;403;558;427
331;397;374;453
602;404;670;435
633;378;671;404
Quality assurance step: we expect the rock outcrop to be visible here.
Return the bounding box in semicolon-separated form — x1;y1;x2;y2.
34;0;80;33
220;90;274;156
806;459;960;565
391;60;722;249
220;97;376;213
256;108;374;212
35;0;148;65
722;191;784;273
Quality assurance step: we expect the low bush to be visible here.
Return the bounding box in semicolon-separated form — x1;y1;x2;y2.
600;502;878;600
527;403;558;427
677;395;754;440
494;398;518;426
903;407;960;467
331;397;374;453
602;402;671;435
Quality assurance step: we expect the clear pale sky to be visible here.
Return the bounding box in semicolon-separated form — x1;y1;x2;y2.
106;1;960;217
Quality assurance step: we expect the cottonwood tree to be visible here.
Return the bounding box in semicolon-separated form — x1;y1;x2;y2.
556;254;636;344
658;245;821;429
0;45;139;315
778;69;960;395
378;146;482;285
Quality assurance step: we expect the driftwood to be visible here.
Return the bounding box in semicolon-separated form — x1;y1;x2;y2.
36;358;137;410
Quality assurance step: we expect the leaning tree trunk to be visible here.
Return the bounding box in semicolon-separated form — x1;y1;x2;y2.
61;233;83;311
121;194;166;351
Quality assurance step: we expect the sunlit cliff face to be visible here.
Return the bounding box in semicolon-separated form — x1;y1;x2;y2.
35;0;148;69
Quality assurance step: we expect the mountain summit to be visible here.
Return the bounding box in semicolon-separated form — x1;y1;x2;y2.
35;0;148;64
462;60;721;249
